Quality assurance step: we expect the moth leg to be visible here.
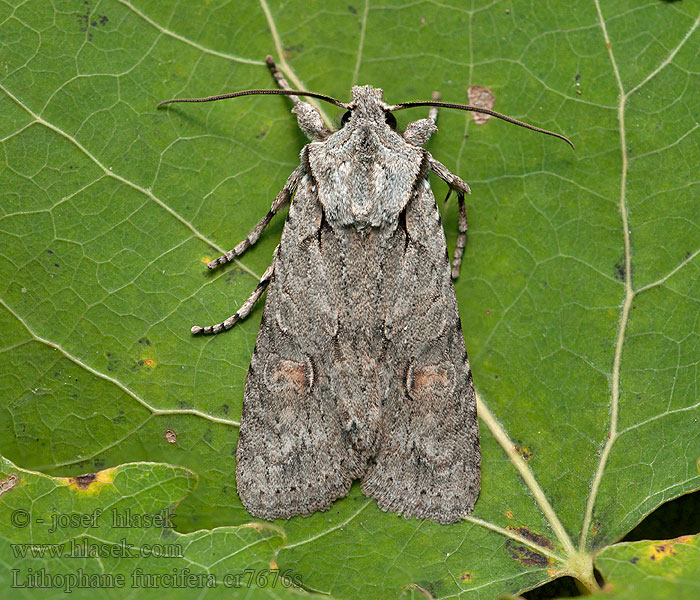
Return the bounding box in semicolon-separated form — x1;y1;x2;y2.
403;92;441;147
265;55;302;105
451;194;468;279
207;165;304;269
191;250;277;335
429;157;471;279
265;55;330;141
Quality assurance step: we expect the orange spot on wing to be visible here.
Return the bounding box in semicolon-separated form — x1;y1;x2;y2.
276;361;308;391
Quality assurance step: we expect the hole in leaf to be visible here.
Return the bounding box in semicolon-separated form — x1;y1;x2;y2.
522;569;604;598
522;576;579;598
622;489;700;542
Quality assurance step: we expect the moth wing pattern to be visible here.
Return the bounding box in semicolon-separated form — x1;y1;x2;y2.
361;176;480;524
235;165;368;519
237;95;480;523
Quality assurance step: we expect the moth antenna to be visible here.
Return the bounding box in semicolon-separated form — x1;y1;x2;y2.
390;100;574;150
157;89;349;110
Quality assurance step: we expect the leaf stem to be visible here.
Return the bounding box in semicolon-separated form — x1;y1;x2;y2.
476;394;576;555
258;0;334;128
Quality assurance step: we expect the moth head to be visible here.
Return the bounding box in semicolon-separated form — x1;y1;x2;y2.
340;86;397;131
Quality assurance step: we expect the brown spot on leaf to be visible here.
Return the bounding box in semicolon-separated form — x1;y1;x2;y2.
648;540;684;561
74;473;96;489
467;86;495;124
134;357;157;370
61;467;116;494
0;473;18;496
614;258;626;280
506;510;514;519
505;539;549;567
513;444;532;460
459;572;472;583
509;526;554;550
164;429;177;444
77;1;108;40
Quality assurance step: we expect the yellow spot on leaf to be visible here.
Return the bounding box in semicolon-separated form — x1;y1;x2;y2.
60;467;116;495
467;85;495;125
506;510;514;519
517;446;532;461
647;542;678;562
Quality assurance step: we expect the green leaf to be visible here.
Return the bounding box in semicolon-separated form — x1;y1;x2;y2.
1;0;698;598
0;456;305;598
586;534;700;599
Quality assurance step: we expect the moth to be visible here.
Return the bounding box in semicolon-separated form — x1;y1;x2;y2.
159;57;572;524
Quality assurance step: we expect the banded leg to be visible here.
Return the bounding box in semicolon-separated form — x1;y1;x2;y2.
265;55;302;105
208;165;304;269
266;55;329;141
430;157;470;279
192;250;277;335
452;194;467;279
